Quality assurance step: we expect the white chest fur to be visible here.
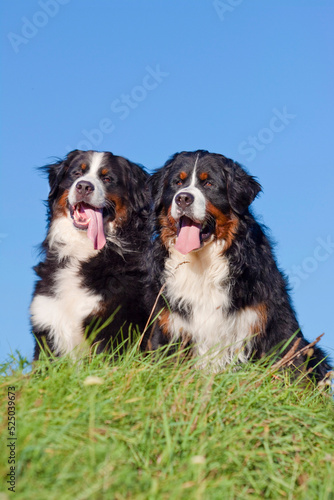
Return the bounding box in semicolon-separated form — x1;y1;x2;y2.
30;262;103;357
164;242;259;371
48;216;101;261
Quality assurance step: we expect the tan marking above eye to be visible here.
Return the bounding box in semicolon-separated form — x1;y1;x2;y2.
81;163;87;170
179;171;188;180
199;172;208;181
101;168;109;176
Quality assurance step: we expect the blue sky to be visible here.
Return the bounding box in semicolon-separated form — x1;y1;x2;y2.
1;1;333;364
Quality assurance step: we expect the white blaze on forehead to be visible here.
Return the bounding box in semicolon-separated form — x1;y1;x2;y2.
171;154;206;222
189;153;200;187
88;151;106;177
68;151;106;208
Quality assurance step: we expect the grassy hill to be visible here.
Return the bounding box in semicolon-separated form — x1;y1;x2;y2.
1;345;333;500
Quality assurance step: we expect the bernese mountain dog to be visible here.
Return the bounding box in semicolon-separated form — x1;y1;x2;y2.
147;150;330;381
30;149;149;360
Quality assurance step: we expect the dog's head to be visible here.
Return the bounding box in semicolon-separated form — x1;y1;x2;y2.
150;150;261;254
44;150;148;250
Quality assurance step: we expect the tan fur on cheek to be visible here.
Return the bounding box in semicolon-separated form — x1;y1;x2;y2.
54;190;69;218
206;201;239;251
107;194;128;225
159;207;177;248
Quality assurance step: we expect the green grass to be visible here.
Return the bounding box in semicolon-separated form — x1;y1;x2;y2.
1;344;333;500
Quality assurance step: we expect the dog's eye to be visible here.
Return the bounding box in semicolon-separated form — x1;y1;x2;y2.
103;176;112;184
73;171;82;178
204;180;213;188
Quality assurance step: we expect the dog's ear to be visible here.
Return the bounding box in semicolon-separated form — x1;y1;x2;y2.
148;153;179;214
148;168;168;214
47;160;67;200
115;156;149;212
44;150;79;201
223;160;261;214
127;161;150;212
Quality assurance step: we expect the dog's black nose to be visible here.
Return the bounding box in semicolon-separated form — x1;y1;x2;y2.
76;180;95;195
175;192;194;210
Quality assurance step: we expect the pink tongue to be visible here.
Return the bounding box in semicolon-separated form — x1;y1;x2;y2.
174;216;201;255
82;206;106;250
